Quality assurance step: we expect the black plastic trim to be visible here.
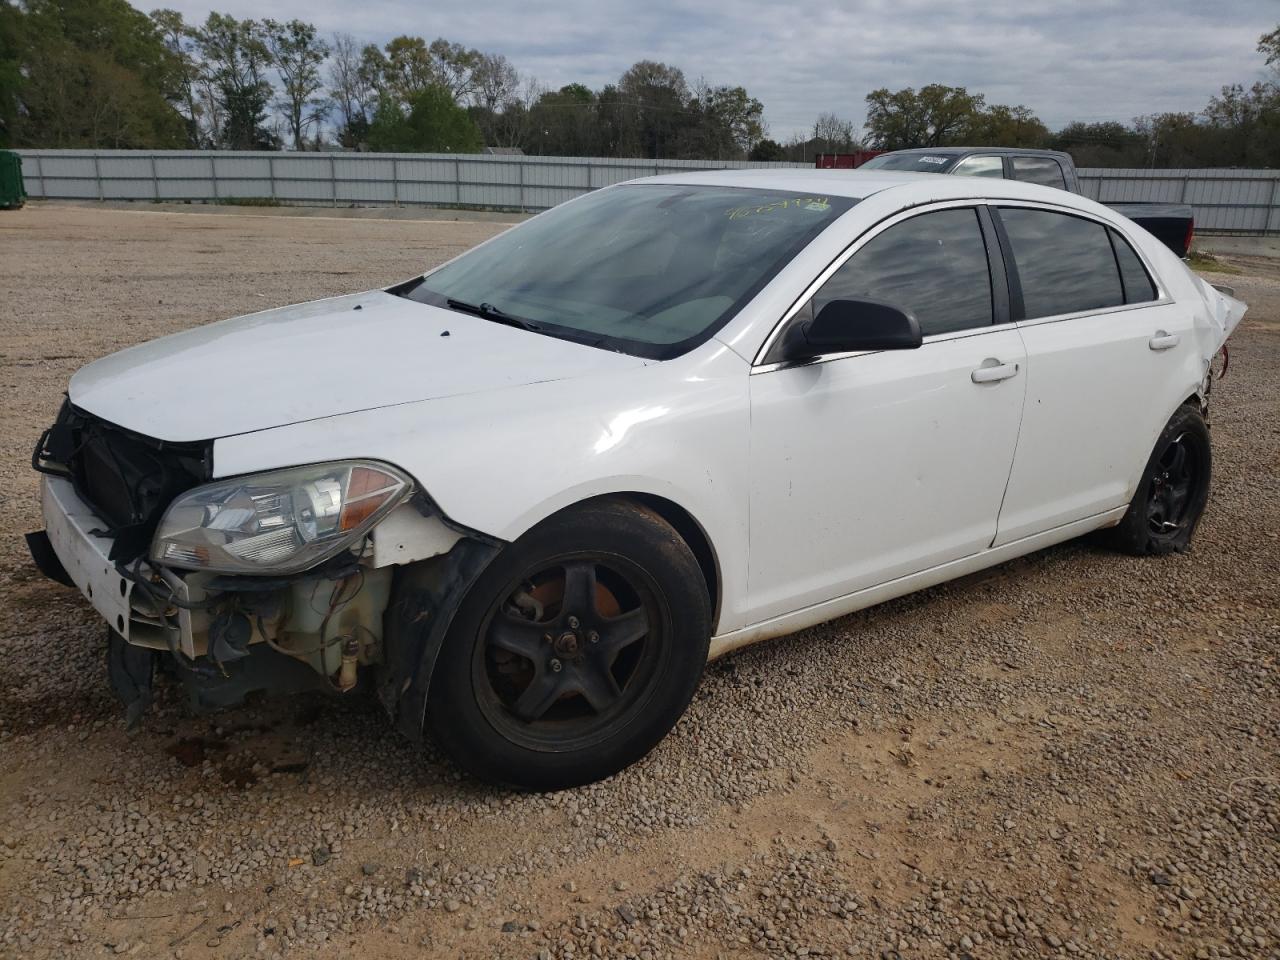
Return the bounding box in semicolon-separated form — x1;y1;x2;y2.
977;205;1012;326
986;207;1026;322
25;530;74;587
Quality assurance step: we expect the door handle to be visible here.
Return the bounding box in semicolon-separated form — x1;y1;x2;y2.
971;360;1019;384
1149;331;1180;351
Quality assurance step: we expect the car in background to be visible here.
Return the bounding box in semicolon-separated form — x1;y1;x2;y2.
859;147;1196;257
29;170;1243;790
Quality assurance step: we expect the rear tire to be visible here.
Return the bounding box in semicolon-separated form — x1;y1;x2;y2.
1106;404;1211;556
426;498;711;790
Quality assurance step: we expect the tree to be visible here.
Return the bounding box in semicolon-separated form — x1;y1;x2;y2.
263;19;327;150
365;84;483;153
5;0;186;148
812;112;858;153
525;82;597;155
683;81;764;158
0;0;26;145
428;38;480;101
328;32;374;147
1203;82;1280;166
1050;121;1146;167
362;35;482;107
1260;25;1279;73
195;13;274;149
615;60;690;158
749;137;784;161
150;9;202;146
471;52;518;111
863;84;985;149
965;104;1048;148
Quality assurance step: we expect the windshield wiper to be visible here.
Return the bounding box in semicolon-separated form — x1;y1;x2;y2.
445;298;541;332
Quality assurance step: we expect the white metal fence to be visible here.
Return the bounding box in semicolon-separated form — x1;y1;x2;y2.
14;149;1280;234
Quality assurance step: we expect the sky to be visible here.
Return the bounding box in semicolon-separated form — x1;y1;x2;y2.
144;0;1277;141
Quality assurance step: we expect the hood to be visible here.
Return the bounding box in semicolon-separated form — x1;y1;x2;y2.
69;291;648;442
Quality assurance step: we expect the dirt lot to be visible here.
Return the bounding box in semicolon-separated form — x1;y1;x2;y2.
0;205;1276;960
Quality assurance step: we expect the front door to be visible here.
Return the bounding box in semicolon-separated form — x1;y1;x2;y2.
746;206;1028;624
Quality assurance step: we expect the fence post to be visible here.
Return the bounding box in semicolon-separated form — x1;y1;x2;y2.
1180;174;1190;204
329;154;337;207
150;154;160;201
392;157;399;207
454;156;462;206
268;155;276;200
210;154;219;204
93;153;103;201
34;153;46;198
518;159;525;213
1269;178;1280;235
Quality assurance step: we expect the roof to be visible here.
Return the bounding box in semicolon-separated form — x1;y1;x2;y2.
636;167;1104;213
876;146;1072;160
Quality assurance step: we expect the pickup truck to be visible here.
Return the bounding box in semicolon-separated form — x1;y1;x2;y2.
857;147;1195;258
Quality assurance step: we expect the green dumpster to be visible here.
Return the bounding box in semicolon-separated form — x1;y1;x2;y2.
0;150;26;210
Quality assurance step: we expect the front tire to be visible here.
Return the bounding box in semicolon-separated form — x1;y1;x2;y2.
1106;404;1211;555
426;498;711;790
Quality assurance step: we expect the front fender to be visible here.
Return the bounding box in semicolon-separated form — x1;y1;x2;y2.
212;341;755;632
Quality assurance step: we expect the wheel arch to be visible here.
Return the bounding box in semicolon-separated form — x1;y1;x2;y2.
597;492;722;633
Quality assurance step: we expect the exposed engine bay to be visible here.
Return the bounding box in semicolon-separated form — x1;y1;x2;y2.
29;400;497;732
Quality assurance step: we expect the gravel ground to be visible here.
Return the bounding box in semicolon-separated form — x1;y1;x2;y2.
0;205;1276;960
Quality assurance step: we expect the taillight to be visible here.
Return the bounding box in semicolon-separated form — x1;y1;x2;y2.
1184;220;1195;256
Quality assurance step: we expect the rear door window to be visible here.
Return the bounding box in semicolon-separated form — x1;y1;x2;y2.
951;155;1005;178
997;207;1124;319
813;207;993;337
1011;157;1067;190
1109;229;1158;304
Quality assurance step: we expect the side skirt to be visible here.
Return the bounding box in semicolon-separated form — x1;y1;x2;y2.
708;507;1126;660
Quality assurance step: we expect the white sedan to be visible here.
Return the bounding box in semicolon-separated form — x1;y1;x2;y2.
29;170;1245;790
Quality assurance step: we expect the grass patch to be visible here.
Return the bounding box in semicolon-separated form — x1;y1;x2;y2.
218;196;282;207
1187;249;1243;275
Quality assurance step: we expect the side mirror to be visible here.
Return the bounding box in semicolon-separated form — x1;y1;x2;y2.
780;298;922;362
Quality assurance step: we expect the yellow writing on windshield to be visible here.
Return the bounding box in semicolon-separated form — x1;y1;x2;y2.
726;197;831;219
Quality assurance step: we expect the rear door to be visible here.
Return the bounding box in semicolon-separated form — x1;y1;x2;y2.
991;204;1197;545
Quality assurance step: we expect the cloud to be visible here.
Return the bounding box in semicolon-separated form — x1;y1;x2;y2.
151;0;1276;140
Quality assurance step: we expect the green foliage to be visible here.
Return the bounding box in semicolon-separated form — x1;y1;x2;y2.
263;19;328;149
365;85;482;153
3;0;186;148
864;84;986;149
195;13;274;149
1;6;1276;169
749;138;784;162
966;104;1049;148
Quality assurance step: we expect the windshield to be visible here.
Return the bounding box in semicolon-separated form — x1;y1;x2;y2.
399;184;854;359
859;153;959;173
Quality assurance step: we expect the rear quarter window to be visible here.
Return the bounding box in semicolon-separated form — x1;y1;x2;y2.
1011;157;1067;190
1109;229;1158;304
997;207;1124;319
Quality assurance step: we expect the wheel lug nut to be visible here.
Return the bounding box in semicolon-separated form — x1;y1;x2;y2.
567;616;579;629
550;658;562;672
542;633;552;644
588;631;599;644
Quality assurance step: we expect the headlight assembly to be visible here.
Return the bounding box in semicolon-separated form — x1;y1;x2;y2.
151;461;412;574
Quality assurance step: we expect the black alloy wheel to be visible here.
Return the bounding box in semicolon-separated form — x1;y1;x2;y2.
1145;432;1200;537
425;498;711;790
1107;404;1211;556
474;556;664;752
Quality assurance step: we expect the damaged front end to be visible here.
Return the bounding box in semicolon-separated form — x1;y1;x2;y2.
29;401;499;734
